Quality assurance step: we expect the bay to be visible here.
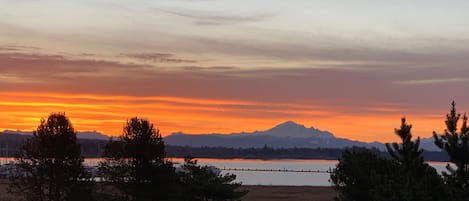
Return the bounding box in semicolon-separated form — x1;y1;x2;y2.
0;158;452;186
171;158;451;186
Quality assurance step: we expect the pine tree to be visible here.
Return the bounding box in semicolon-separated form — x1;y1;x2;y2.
99;117;178;201
9;113;93;201
434;101;469;200
386;118;424;170
331;118;450;201
330;148;401;201
386;118;447;201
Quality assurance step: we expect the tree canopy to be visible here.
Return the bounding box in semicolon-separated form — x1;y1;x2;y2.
433;101;469;200
99;117;177;201
9;113;93;201
330;148;400;201
332;117;448;201
178;157;248;201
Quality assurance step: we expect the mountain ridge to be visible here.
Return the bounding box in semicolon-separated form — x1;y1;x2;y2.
164;121;440;151
1;121;440;151
0;130;110;140
164;121;386;150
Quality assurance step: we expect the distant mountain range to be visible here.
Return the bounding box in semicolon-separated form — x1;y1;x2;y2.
164;121;440;151
0;121;440;151
0;130;109;157
0;130;110;141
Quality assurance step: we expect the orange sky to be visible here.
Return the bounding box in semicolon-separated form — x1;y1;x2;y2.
0;91;450;143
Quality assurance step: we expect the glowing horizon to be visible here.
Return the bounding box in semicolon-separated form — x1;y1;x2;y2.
0;91;453;143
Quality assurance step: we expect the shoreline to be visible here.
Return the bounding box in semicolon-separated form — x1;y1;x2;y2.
240;185;336;201
0;180;337;201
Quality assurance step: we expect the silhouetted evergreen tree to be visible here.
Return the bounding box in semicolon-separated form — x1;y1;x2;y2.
386;118;423;168
330;149;400;201
331;118;450;201
9;113;93;201
99;117;178;201
178;157;248;201
434;101;469;200
386;118;447;201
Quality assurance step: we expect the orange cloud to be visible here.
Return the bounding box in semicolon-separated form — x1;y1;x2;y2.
0;92;323;134
0;91;449;143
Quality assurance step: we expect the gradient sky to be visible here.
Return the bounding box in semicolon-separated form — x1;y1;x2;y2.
1;0;469;142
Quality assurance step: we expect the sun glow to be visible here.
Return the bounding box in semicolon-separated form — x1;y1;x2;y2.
0;92;321;136
0;92;446;142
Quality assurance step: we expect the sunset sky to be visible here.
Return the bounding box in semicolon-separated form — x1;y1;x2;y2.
1;0;469;142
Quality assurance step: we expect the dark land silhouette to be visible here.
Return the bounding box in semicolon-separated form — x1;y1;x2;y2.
0;133;451;161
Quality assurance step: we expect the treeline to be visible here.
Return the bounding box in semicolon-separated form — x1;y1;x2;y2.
331;102;469;201
166;146;450;161
6;113;247;201
0;134;450;161
0;134;108;158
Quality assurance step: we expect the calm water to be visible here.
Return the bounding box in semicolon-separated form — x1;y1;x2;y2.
0;158;451;186
170;158;451;186
172;158;334;186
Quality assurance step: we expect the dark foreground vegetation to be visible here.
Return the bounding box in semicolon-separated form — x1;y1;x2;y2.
331;101;469;201
7;114;247;201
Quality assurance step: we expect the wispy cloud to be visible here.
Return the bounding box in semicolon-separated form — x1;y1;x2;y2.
179;66;238;71
394;78;468;85
120;53;197;63
0;45;40;52
157;8;274;26
0;74;39;84
2;51;469;108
